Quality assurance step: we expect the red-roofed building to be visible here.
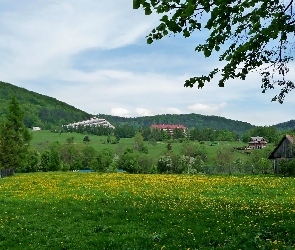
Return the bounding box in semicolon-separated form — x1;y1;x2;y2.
248;136;267;149
151;124;187;134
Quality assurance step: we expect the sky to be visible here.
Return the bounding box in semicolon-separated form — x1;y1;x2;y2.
0;0;294;126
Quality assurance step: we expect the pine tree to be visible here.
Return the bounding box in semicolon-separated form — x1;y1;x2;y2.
0;96;32;171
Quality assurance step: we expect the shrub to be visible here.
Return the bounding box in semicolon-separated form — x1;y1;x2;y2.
280;159;295;176
157;155;173;173
118;152;139;173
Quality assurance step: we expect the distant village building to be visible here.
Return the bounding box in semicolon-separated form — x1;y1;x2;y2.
32;127;41;131
151;124;187;134
248;136;267;149
64;117;115;129
268;135;294;174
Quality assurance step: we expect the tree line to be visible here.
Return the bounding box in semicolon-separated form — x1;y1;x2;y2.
63;121;292;145
63;123;240;142
100;113;253;134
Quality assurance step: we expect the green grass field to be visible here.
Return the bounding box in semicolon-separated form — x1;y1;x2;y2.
30;130;256;166
0;172;294;249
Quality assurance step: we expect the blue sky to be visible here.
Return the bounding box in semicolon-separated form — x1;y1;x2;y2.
0;0;294;126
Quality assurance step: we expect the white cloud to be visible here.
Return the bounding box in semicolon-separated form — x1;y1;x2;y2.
111;108;131;117
161;108;183;114
0;1;294;127
135;108;153;116
188;102;227;115
0;0;158;82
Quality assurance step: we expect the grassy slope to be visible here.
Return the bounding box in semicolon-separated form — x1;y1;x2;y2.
30;130;262;166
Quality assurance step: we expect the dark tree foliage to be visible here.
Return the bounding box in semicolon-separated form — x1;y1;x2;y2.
134;0;295;103
0;97;32;171
242;126;280;143
118;151;140;173
274;119;295;131
101;113;253;134
83;135;91;143
0;81;91;129
114;125;136;138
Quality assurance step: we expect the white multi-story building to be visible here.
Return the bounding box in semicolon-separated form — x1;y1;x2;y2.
65;117;115;129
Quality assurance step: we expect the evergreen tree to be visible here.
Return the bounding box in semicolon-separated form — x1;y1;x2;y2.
0;97;32;171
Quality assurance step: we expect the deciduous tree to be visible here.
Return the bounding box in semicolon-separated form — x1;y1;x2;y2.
134;0;295;103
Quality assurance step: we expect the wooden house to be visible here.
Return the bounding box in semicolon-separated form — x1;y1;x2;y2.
248;136;267;149
268;135;294;174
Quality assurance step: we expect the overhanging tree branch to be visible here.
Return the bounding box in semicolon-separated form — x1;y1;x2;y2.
134;0;295;103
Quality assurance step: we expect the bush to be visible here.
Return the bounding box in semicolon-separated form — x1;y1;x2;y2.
157;155;173;173
96;148;115;172
118;152;139;173
135;153;153;173
280;159;295;176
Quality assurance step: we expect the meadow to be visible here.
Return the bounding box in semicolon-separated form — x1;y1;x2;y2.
0;172;294;249
30;130;255;166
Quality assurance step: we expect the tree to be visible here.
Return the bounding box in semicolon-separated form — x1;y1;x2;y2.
96;148;115;172
0;97;32;171
134;0;295;103
157;155;173;173
118;149;140;173
134;132;144;150
25;149;41;173
248;147;273;174
60;141;81;171
47;141;62;171
83;135;91;143
133;132;148;153
215;148;234;173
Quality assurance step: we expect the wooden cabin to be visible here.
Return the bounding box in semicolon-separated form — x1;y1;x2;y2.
268;135;294;174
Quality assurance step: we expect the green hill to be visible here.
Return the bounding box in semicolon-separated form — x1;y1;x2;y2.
99;113;253;134
274;119;295;131
0;81;91;129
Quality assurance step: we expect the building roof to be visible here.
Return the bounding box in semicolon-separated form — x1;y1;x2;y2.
248;136;267;144
249;136;266;141
151;124;187;130
268;135;294;159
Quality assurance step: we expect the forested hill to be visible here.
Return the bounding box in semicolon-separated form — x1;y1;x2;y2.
0;81;91;129
274;120;295;131
2;81;290;134
99;113;253;134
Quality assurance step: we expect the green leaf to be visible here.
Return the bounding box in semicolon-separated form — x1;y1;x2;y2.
183;28;190;38
281;32;287;41
160;15;169;23
133;0;140;9
145;6;152;15
204;49;211;57
185;4;195;16
147;37;153;44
